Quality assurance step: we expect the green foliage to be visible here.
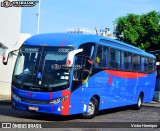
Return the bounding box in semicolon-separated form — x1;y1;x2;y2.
114;11;160;51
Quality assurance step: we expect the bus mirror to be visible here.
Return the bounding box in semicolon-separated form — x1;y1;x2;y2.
3;49;10;65
3;49;18;65
66;49;83;67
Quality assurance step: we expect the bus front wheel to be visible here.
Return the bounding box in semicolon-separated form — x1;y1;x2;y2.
81;97;98;119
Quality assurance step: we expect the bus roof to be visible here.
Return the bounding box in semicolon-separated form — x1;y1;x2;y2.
24;33;155;58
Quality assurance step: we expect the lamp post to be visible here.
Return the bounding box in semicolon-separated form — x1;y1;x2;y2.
37;0;41;34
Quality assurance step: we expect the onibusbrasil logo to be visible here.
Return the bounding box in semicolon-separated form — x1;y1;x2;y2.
1;0;39;8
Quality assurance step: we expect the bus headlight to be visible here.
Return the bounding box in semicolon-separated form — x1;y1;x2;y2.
50;95;68;104
12;92;21;101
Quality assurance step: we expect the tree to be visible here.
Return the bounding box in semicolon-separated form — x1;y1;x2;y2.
114;11;160;51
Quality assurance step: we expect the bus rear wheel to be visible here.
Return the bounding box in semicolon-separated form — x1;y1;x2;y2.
134;94;143;110
81;97;98;119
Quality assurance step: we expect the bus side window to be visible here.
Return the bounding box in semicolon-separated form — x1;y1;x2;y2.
133;54;141;72
141;57;148;73
110;48;121;69
94;46;108;68
149;58;156;73
103;47;109;68
95;46;103;68
122;52;132;71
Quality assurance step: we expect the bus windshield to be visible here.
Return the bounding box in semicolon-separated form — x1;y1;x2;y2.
12;45;73;92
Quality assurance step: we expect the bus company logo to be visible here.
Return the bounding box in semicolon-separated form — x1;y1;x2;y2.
18;92;36;97
1;0;39;8
28;92;36;97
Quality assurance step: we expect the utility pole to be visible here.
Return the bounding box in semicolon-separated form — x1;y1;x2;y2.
37;0;41;34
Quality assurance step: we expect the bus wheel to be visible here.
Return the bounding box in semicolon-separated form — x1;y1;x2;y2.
81;97;98;119
134;94;143;110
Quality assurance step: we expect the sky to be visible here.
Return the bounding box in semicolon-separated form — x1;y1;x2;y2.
20;0;160;35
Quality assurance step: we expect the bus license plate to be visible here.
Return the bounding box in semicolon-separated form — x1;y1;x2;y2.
29;106;39;111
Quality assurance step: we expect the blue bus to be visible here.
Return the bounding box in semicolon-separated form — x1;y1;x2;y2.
4;33;156;118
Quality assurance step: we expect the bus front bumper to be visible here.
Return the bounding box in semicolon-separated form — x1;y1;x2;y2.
12;97;66;115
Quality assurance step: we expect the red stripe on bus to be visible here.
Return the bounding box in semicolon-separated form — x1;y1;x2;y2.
108;76;112;84
60;40;66;46
50;92;52;100
49;92;54;111
62;90;70;115
104;70;147;78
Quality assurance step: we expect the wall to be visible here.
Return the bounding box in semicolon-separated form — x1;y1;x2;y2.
0;1;22;95
0;56;16;95
0;0;21;49
0;33;31;96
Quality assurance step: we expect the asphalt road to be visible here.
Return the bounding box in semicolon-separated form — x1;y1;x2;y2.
0;101;159;130
0;104;159;122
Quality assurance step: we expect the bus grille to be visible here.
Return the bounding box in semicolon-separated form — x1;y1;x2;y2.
21;98;50;105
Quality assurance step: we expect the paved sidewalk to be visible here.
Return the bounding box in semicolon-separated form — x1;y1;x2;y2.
143;101;160;108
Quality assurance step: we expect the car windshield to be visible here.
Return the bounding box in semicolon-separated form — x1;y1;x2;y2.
13;45;73;91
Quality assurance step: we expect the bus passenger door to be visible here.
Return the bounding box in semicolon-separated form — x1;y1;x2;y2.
70;43;95;114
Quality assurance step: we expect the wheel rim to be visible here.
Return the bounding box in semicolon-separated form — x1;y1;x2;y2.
87;101;95;115
138;97;142;107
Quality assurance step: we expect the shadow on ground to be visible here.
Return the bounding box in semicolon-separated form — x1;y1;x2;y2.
0;100;147;122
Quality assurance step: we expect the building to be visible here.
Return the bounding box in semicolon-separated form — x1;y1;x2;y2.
67;27;117;39
0;32;31;96
0;2;31;96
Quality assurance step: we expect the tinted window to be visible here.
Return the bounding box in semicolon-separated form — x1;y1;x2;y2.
141;57;148;73
122;52;132;70
94;46;109;68
149;58;156;73
149;58;156;66
133;54;141;72
102;47;109;68
78;43;95;57
95;46;103;67
13;46;73;92
110;48;121;69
